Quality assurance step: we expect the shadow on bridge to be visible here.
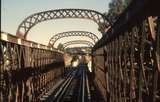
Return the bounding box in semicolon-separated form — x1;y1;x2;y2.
0;0;160;102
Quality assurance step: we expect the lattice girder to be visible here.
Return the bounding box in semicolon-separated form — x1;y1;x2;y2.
48;31;99;47
16;9;110;39
62;40;94;48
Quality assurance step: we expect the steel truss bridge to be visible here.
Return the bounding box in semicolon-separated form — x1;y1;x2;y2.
0;0;160;102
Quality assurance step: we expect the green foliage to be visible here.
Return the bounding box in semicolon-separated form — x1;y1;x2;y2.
57;43;64;51
65;48;70;53
124;0;131;7
105;0;131;24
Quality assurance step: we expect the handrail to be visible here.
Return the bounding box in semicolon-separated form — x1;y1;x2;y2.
0;32;64;102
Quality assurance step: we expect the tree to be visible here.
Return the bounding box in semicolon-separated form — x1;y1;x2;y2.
124;0;132;7
57;43;64;51
105;0;128;24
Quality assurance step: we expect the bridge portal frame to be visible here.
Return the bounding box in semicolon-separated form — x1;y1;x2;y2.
16;9;110;39
62;40;94;49
48;31;99;48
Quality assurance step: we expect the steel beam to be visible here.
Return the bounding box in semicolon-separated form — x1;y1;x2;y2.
16;9;110;39
48;31;99;48
62;40;94;49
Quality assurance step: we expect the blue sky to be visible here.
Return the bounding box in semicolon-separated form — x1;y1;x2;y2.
1;0;111;46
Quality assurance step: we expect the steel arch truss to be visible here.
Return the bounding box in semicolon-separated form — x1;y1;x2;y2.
16;9;110;38
62;40;94;48
48;31;99;47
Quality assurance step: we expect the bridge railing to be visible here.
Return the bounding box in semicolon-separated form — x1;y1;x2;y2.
0;32;64;102
92;0;160;102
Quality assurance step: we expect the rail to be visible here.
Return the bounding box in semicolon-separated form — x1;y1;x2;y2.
43;64;91;102
54;70;76;102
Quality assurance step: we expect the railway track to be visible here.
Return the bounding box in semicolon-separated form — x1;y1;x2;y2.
40;63;105;102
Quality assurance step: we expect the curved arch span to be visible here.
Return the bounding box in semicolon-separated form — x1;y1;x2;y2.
16;9;110;39
62;40;94;49
48;31;99;47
